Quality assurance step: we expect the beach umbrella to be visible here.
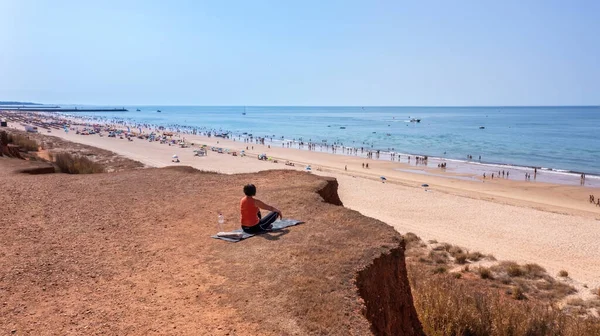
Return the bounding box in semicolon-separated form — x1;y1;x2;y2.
172;154;178;159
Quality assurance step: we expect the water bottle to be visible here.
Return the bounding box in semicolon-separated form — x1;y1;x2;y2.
217;213;225;232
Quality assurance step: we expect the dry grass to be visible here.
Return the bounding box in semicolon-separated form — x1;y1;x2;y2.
52;152;105;174
403;232;421;246
478;266;493;279
466;251;484;262
428;250;449;265
454;253;467;264
492;261;547;279
511;286;526;300
432;266;447;274
6;132;38;151
408;264;600;335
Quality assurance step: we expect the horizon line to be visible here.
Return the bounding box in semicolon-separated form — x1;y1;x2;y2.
5;102;599;108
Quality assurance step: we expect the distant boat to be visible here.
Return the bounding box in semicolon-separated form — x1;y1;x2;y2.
157;110;161;113
479;126;485;129
410;118;421;123
340;126;346;129
136;109;141;111
242;112;246;115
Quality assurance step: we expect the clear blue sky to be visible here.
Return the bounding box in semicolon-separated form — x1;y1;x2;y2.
1;0;598;106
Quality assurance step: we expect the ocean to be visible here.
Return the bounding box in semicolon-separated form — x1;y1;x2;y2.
60;105;600;177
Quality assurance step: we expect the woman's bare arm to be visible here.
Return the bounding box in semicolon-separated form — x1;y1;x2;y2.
254;199;282;218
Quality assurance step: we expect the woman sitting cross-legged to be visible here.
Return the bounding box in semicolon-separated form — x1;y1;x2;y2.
240;184;283;234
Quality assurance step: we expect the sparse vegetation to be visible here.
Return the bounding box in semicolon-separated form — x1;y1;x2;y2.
511;286;526;300
485;254;497;261
402;231;600;333
403;232;421;245
454;253;467;264
466;251;484;261
428;250;449;265
6;133;38;151
52;152;105;174
433;266;447;274
559;270;569;277
478;266;493;279
408;264;600;335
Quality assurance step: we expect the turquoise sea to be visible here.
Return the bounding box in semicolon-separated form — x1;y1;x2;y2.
61;106;600;177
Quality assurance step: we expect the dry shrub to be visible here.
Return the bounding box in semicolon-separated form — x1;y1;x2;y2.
429;250;449;265
511;286;526;300
454;253;467;264
428;239;438;244
403;232;421;244
433;266;447;274
595;288;600;297
478;266;493;279
559;270;569;277
534;279;577;300
466;251;484;262
408;264;600;336
7;133;38;151
448;245;463;256
567;297;585;306
523;263;546;278
53;152;104;174
493;261;525;277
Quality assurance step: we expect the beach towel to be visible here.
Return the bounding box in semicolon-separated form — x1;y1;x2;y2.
211;219;304;242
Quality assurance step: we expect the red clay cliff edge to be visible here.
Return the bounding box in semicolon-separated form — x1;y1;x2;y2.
0;158;423;335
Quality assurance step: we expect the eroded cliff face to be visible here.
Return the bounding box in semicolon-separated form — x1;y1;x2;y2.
357;243;425;336
317;177;344;206
317;176;424;335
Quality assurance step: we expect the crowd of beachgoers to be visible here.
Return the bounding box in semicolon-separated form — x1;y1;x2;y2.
1;110;598;188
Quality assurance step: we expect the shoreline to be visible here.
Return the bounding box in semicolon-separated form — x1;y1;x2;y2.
3;110;600;186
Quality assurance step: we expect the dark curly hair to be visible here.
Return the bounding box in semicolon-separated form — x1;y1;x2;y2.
243;184;256;196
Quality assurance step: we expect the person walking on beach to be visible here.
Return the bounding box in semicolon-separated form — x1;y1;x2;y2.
345;165;347;171
240;184;282;234
362;163;364;168
534;168;537;179
483;173;486;179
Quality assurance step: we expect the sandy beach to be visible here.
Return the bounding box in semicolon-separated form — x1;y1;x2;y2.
7;119;600;294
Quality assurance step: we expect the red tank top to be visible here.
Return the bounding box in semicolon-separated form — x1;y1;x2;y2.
240;196;259;226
